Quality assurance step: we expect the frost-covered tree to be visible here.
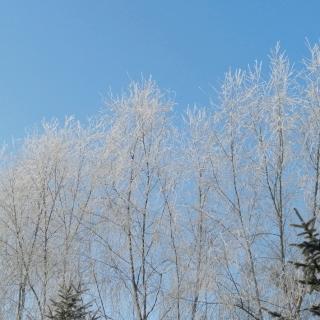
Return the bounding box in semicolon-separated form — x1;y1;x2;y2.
89;80;175;319
2;44;320;319
0;119;96;319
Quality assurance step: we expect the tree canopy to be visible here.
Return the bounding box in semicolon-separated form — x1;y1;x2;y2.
2;44;320;319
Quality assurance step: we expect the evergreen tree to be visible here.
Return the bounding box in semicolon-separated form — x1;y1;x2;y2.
46;282;100;320
291;208;320;317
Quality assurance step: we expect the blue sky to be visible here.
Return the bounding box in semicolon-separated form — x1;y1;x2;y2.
0;0;319;142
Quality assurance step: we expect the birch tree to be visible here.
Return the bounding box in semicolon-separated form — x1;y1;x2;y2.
0;43;320;320
89;80;174;320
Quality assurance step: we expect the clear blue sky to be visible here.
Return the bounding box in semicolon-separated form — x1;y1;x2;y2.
0;0;319;141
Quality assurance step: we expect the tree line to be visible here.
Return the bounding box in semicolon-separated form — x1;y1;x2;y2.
2;43;320;319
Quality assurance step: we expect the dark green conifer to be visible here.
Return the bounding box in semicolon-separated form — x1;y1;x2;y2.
291;208;320;317
46;282;99;320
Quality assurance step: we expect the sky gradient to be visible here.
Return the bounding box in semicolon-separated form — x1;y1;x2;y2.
0;0;319;142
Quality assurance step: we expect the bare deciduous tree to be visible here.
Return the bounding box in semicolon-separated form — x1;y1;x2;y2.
1;45;320;319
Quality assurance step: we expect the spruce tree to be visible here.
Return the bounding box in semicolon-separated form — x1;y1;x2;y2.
46;282;99;320
291;208;320;317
